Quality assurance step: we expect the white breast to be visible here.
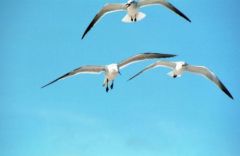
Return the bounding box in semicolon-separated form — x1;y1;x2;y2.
174;62;185;75
127;3;138;16
105;64;119;80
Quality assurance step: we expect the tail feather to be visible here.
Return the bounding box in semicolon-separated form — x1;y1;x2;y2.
167;71;181;78
122;14;132;23
122;12;146;23
167;71;174;77
136;12;146;21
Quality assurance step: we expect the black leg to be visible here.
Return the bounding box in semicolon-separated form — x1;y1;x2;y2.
110;81;114;90
105;79;109;92
131;17;133;21
106;86;109;92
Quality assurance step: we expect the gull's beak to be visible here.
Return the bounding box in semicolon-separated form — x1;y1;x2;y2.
182;63;188;68
125;3;130;7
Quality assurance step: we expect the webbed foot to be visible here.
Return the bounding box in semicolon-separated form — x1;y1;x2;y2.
110;83;114;89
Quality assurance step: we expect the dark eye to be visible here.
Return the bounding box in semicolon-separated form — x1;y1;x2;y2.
183;63;188;67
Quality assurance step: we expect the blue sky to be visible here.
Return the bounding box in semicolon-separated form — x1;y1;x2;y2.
1;0;240;156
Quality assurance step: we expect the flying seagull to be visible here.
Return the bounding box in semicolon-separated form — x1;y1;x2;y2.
41;53;176;92
81;0;191;39
128;61;234;99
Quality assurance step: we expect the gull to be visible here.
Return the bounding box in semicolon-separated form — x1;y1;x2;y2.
128;61;234;99
81;0;191;39
41;53;176;92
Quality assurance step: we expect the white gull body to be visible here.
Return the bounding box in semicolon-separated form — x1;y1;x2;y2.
81;0;191;39
129;61;234;99
42;53;176;92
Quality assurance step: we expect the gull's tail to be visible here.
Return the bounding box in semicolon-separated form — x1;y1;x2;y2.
167;71;181;78
122;12;146;23
167;71;174;77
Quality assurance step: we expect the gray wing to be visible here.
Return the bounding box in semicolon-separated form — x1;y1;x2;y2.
185;65;233;99
138;0;191;22
41;65;105;88
118;52;176;69
128;61;176;80
81;3;127;39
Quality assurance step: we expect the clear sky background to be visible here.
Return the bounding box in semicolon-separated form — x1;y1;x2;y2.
1;0;240;156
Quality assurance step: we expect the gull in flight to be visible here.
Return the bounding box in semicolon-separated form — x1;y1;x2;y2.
81;0;191;39
41;53;176;92
128;61;234;99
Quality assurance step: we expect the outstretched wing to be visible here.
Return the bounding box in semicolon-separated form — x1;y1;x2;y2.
81;3;127;39
138;0;191;22
41;65;105;88
118;52;176;69
128;60;176;80
185;65;233;99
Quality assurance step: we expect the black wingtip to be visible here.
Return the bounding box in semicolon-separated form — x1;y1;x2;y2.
219;81;234;100
127;77;133;82
127;77;132;82
41;74;67;89
221;87;234;100
225;90;234;100
127;71;143;82
81;15;97;40
41;79;58;89
225;92;234;100
182;14;191;23
142;52;177;58
81;34;85;40
41;86;47;89
186;18;192;23
161;53;177;58
41;84;48;89
169;54;177;57
166;2;191;23
179;13;191;23
186;18;191;23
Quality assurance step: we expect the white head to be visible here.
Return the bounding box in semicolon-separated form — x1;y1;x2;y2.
105;64;121;82
106;64;121;75
126;0;135;7
168;61;187;78
127;0;134;3
175;61;187;70
106;63;118;70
